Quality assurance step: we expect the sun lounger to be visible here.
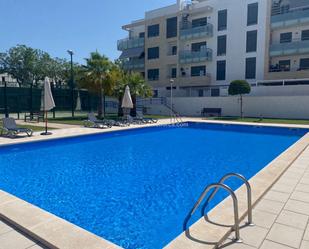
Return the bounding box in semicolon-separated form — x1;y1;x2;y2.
84;113;112;129
136;111;158;124
1;118;33;137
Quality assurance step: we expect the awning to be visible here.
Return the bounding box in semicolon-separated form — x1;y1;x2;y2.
119;47;144;59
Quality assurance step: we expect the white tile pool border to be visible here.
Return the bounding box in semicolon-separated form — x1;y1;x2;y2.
0;118;308;249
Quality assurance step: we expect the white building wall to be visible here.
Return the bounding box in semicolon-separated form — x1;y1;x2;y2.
147;95;309;119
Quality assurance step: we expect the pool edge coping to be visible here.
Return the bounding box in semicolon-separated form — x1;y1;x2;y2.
0;118;308;249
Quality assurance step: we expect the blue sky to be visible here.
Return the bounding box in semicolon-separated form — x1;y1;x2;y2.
0;0;175;64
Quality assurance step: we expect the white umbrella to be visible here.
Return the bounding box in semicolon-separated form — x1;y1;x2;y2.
121;85;133;109
41;77;55;135
75;91;81;111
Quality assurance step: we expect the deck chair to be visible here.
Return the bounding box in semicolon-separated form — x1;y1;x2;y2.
136;111;158;124
84;113;111;129
1;118;33;137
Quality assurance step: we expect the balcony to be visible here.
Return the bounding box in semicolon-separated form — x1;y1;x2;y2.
178;73;211;86
122;59;145;70
117;37;144;51
269;40;309;57
179;49;212;64
271;8;309;29
180;23;213;40
266;68;309;80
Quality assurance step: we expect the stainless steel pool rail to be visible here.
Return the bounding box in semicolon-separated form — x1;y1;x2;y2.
201;173;254;226
183;173;254;243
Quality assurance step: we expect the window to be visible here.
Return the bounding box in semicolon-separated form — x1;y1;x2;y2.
192;17;207;28
172;45;177;55
148;24;159;38
171;68;177;78
301;30;309;41
247;3;258;26
153;90;158;97
166;17;177;38
191;42;207;52
300;58;309;70
147;69;159;81
211;88;220;97
280;32;292;43
139;32;145;38
218;9;227;31
191;66;206;77
246;30;257;52
245;57;256;79
216;60;226;81
217;35;227;56
148;47;159;60
279;60;290;71
198;89;204;97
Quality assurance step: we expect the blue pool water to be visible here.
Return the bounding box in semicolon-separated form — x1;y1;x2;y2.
0;123;307;248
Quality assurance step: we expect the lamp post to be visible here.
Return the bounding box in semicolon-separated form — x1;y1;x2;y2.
67;50;75;117
2;76;8;118
170;79;174;123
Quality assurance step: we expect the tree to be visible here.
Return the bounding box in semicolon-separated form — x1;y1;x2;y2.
228;80;251;118
124;72;152;116
77;52;114;118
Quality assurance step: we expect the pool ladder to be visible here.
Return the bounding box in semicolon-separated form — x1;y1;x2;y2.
183;173;254;243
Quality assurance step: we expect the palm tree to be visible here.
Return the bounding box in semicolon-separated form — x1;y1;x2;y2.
124;72;153;116
78;52;113;118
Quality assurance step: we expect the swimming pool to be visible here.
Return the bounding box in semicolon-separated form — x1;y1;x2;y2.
0;122;307;249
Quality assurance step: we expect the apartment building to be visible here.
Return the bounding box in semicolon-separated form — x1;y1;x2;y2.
117;0;309;97
266;0;309;80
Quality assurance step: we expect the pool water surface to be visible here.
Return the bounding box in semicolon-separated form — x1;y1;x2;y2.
0;123;306;249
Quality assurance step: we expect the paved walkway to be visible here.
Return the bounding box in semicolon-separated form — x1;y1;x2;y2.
220;146;309;249
0;219;47;249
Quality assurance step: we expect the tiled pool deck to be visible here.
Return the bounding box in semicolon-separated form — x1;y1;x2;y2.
1;118;309;249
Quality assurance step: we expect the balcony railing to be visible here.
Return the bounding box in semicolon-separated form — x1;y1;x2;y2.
270;40;309;57
271;8;309;29
179;48;212;64
117;37;145;51
122;59;145;70
180;23;213;40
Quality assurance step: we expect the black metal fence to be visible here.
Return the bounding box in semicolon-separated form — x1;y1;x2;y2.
0;83;116;118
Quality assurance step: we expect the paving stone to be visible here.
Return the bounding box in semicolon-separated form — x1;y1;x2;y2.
0;230;36;249
252;209;277;229
271;183;295;194
300;240;309;249
259;240;294;249
300;176;309;185
276;210;309;229
266;223;304;248
228;225;268;248
284;199;309;215
255;199;284;215
27;244;48;249
263;190;290;203
290;191;309;203
219;241;256;249
295;183;309;193
304;224;309;241
0;220;13;235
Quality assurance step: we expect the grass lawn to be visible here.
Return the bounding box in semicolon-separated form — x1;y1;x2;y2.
207;117;309;125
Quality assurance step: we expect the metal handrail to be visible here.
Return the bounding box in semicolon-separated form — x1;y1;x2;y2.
201;173;254;226
183;183;242;242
